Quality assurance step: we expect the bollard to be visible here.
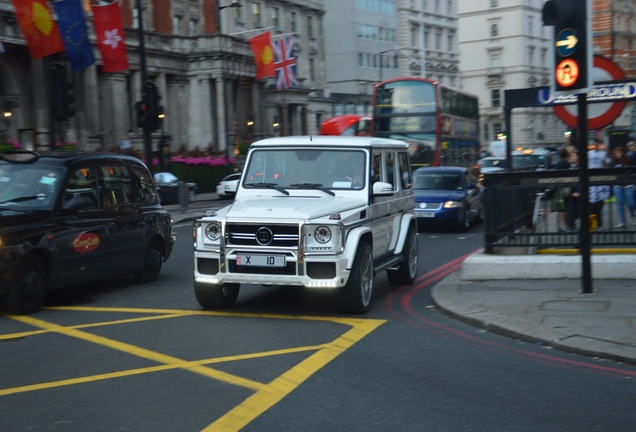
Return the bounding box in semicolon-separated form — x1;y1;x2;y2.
178;181;188;213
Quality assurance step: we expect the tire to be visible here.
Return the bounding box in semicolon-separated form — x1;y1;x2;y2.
194;282;240;309
134;239;163;283
2;255;48;315
387;225;418;286
339;241;373;314
188;188;197;203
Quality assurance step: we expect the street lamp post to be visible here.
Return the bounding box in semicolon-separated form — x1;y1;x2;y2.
216;1;242;175
378;49;394;82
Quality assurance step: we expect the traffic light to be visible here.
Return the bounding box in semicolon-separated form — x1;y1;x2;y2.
542;0;592;95
50;61;74;121
135;101;149;128
143;80;163;131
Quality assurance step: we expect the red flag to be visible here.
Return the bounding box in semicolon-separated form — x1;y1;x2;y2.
10;0;65;59
249;32;275;80
91;2;128;72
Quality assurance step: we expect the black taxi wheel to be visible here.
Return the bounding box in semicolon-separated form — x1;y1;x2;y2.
339;241;373;314
387;225;418;286
194;282;240;309
2;255;48;315
134;239;163;283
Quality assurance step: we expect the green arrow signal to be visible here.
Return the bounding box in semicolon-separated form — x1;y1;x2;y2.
556;34;578;50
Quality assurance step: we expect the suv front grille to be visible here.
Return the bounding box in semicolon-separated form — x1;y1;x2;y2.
226;223;299;248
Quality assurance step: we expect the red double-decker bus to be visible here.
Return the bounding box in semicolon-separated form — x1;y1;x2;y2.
371;77;480;168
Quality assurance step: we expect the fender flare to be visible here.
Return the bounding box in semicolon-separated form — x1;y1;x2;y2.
393;213;417;255
343;226;373;269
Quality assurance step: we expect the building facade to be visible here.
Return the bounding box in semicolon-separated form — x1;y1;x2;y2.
0;0;331;155
396;0;460;86
323;0;399;116
459;0;636;150
323;0;461;118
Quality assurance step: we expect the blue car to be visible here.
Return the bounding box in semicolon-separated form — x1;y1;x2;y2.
412;166;483;231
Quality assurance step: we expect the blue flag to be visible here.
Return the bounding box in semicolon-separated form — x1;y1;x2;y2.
53;0;95;71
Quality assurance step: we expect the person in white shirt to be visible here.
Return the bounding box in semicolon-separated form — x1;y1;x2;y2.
588;141;611;229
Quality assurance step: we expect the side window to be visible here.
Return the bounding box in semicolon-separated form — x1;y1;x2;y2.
100;164;133;207
371;151;382;184
132;165;158;205
398;152;411;189
64;166;100;209
385;151;396;190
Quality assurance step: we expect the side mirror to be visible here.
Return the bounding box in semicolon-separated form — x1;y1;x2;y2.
372;181;394;196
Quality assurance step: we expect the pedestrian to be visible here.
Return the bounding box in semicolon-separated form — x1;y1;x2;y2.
551;147;572;228
626;141;636;166
564;150;580;232
610;146;635;228
588;140;609;168
588;142;611;229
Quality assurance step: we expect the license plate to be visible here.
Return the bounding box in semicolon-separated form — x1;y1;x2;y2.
420;211;435;218
236;254;285;267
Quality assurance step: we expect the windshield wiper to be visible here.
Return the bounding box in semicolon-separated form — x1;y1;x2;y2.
0;194;47;205
248;182;290;195
289;183;335;196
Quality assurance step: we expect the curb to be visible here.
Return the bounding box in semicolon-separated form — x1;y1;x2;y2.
431;272;636;365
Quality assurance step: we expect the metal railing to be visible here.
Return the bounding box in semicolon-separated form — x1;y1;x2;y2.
483;167;636;253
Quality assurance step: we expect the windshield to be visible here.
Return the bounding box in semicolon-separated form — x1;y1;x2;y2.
412;173;462;191
481;159;507;169
512;154;545;169
0;163;65;209
243;148;367;190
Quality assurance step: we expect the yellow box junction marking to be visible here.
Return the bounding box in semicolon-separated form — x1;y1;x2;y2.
1;307;385;431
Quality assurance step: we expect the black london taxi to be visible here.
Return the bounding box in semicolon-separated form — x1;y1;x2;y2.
0;150;176;314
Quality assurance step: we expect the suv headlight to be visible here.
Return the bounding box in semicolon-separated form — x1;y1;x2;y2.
443;201;463;208
314;226;332;243
205;223;222;241
304;223;343;254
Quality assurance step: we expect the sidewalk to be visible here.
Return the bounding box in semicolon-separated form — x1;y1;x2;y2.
432;270;636;365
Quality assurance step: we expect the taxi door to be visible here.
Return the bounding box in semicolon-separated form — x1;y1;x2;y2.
55;165;111;284
99;163;146;274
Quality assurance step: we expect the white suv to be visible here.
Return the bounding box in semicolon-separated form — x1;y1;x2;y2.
192;136;418;314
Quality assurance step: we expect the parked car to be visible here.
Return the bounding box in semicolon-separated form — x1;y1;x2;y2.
0;150;176;314
478;156;508;182
153;172;197;204
412;166;483;231
512;148;559;171
193;136;418;314
216;172;241;199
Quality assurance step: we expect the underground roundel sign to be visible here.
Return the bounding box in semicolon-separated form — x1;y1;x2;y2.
554;56;627;130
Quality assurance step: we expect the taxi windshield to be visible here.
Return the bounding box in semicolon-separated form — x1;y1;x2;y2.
0;163;65;209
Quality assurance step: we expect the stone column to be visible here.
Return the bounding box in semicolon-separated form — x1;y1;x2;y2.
83;64;102;150
215;75;227;152
100;73;128;151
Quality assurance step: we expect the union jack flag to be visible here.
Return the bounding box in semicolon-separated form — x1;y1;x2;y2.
272;36;298;90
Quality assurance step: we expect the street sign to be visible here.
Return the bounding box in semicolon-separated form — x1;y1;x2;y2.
552;56;626;130
537;82;636;105
555;58;580;88
555;28;578;57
